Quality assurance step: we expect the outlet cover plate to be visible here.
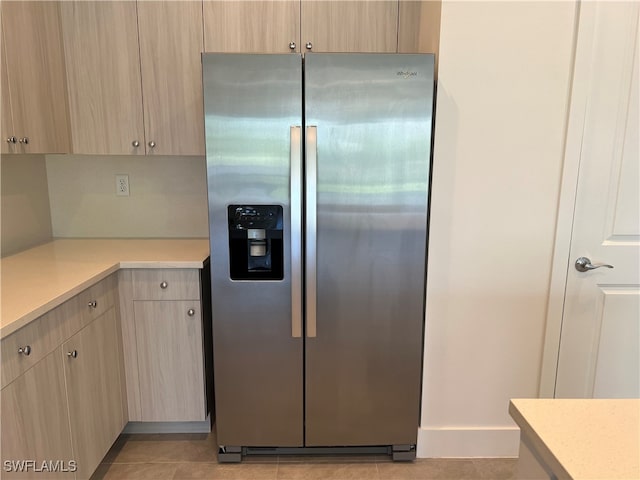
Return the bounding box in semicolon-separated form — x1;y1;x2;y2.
115;174;129;196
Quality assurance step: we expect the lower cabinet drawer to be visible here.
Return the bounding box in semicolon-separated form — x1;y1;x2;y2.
1;275;117;389
1;298;80;389
77;274;117;325
131;269;200;300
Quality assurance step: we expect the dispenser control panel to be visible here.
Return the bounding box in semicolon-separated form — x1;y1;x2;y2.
230;205;281;230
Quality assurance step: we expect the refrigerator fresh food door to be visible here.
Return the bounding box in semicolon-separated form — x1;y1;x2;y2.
203;53;304;446
304;53;435;446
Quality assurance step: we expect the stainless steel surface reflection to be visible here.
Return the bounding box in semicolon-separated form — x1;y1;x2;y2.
204;54;303;447
204;53;434;453
304;54;433;446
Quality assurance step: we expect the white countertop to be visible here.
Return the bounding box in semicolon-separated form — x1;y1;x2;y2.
1;238;209;339
509;398;640;479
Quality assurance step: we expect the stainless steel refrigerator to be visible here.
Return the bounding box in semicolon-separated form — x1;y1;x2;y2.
203;53;434;461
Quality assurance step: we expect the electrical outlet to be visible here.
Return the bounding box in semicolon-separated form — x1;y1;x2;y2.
115;174;130;196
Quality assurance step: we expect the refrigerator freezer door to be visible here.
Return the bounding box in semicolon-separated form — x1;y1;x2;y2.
304;54;435;446
203;53;304;446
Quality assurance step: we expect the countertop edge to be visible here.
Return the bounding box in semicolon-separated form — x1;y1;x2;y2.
1;239;209;340
509;400;581;480
118;260;205;269
509;399;640;480
1;263;120;339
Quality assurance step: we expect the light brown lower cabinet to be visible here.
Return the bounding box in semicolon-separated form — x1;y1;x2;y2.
133;301;206;421
0;275;126;480
1;349;75;479
119;268;208;423
1;267;208;478
63;307;126;480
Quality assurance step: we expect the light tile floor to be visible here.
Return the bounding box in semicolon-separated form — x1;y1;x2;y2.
91;431;518;480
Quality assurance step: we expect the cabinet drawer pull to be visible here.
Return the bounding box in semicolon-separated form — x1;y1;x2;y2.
67;350;78;359
160;281;168;289
132;140;140;147
19;136;29;144
6;136;17;144
18;345;32;356
187;308;195;317
88;300;98;309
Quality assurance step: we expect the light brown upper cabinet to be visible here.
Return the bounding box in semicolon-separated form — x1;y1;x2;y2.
397;0;442;75
136;1;204;156
61;1;144;155
203;1;300;53
61;1;204;156
1;1;70;154
203;0;398;54
1;42;14;155
301;1;398;53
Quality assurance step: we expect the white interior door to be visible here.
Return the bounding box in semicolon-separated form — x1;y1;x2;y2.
555;2;640;398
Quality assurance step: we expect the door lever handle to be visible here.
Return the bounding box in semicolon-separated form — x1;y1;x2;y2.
575;257;614;272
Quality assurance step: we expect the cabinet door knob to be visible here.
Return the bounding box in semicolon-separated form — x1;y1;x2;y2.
148;141;156;149
132;140;140;147
289;42;296;50
6;136;17;144
67;350;78;358
187;308;195;317
18;345;32;356
19;137;29;144
306;42;313;50
88;300;98;309
160;281;168;289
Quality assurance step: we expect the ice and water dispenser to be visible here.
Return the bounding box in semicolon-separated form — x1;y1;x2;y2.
227;205;284;280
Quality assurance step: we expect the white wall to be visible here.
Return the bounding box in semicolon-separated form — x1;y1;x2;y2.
1;154;53;256
418;1;578;457
46;155;208;238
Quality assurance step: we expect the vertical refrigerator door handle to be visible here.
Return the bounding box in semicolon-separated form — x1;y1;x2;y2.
306;126;318;338
290;126;303;338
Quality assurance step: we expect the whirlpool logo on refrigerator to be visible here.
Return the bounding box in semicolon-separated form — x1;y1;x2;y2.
397;70;418;78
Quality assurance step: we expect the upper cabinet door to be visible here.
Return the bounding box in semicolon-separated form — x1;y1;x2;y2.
138;1;204;156
1;1;70;154
1;40;15;155
61;1;145;155
398;1;441;53
203;1;300;53
397;0;441;75
301;1;398;53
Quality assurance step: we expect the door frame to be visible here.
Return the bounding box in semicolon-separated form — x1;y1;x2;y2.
539;1;639;397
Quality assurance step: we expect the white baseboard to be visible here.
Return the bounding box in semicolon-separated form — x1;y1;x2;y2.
416;426;521;458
